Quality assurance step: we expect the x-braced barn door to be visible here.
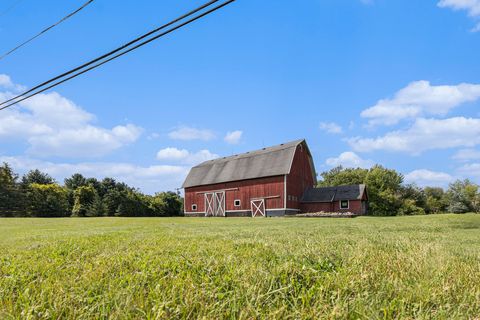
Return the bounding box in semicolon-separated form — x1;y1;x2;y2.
205;193;215;216
205;192;225;217
251;199;266;217
214;192;225;217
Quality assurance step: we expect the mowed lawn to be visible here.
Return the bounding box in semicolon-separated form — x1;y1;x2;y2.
1;215;479;319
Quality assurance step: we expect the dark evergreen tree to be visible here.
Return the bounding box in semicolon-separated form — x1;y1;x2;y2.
64;173;87;191
0;163;24;216
21;169;55;188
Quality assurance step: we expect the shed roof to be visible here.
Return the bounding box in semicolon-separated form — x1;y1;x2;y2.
301;184;367;202
182;139;314;188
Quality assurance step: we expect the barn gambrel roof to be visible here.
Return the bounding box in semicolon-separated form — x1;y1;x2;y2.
182;139;316;188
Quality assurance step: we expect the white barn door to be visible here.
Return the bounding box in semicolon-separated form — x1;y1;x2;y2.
251;199;266;217
205;193;215;217
204;192;225;217
214;192;225;217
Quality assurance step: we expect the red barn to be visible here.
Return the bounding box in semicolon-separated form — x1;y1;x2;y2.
182;139;368;217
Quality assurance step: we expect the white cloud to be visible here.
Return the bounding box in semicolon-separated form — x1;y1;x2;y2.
349;117;480;154
438;0;480;16
452;148;480;161
168;126;216;141
157;147;190;161
325;151;374;168
27;124;143;157
0;155;188;194
457;163;480;179
361;81;480;126
156;147;218;165
0;77;143;158
438;0;480;32
0;74;25;91
187;150;219;164
147;132;160;140
319;122;343;134
404;169;454;187
224;130;243;144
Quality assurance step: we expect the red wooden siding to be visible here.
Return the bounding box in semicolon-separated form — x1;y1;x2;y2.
300;202;333;213
301;200;365;215
184;175;285;213
286;144;315;209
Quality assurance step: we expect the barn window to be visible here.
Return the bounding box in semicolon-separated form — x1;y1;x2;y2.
340;200;349;209
234;199;241;207
192;204;197;211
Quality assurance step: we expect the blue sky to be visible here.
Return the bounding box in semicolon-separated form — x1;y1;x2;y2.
1;0;480;193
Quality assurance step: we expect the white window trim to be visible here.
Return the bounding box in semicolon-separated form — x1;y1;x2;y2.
192;204;198;211
340;200;349;209
234;199;241;207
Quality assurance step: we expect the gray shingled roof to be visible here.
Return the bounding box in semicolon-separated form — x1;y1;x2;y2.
301;184;367;202
183;139;314;188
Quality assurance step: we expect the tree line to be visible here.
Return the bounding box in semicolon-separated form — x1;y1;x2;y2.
2;162;479;217
319;165;480;216
0;162;183;217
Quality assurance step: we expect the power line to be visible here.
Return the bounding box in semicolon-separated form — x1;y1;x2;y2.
0;0;220;108
0;0;95;61
0;0;235;111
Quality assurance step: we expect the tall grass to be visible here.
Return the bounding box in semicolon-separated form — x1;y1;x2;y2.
0;215;479;319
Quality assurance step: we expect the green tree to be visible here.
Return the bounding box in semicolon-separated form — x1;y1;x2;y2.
398;199;425;216
86;177;105;198
26;183;69;217
446;179;479;213
399;184;426;215
0;162;24;216
65;173;88;213
103;189;124;216
115;191;146;217
158;192;183;216
21;169;55;188
72;185;97;217
424;187;447;214
318;166;368;187
100;177;117;198
64;173;87;191
89;192;106;217
364;165;404;216
148;192;183;216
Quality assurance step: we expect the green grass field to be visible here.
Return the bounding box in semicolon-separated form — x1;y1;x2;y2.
1;215;479;319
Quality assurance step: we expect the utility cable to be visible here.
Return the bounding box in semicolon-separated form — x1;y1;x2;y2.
0;0;94;61
0;0;236;111
0;0;231;110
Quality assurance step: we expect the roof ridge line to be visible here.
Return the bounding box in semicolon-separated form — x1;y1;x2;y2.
195;139;304;167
